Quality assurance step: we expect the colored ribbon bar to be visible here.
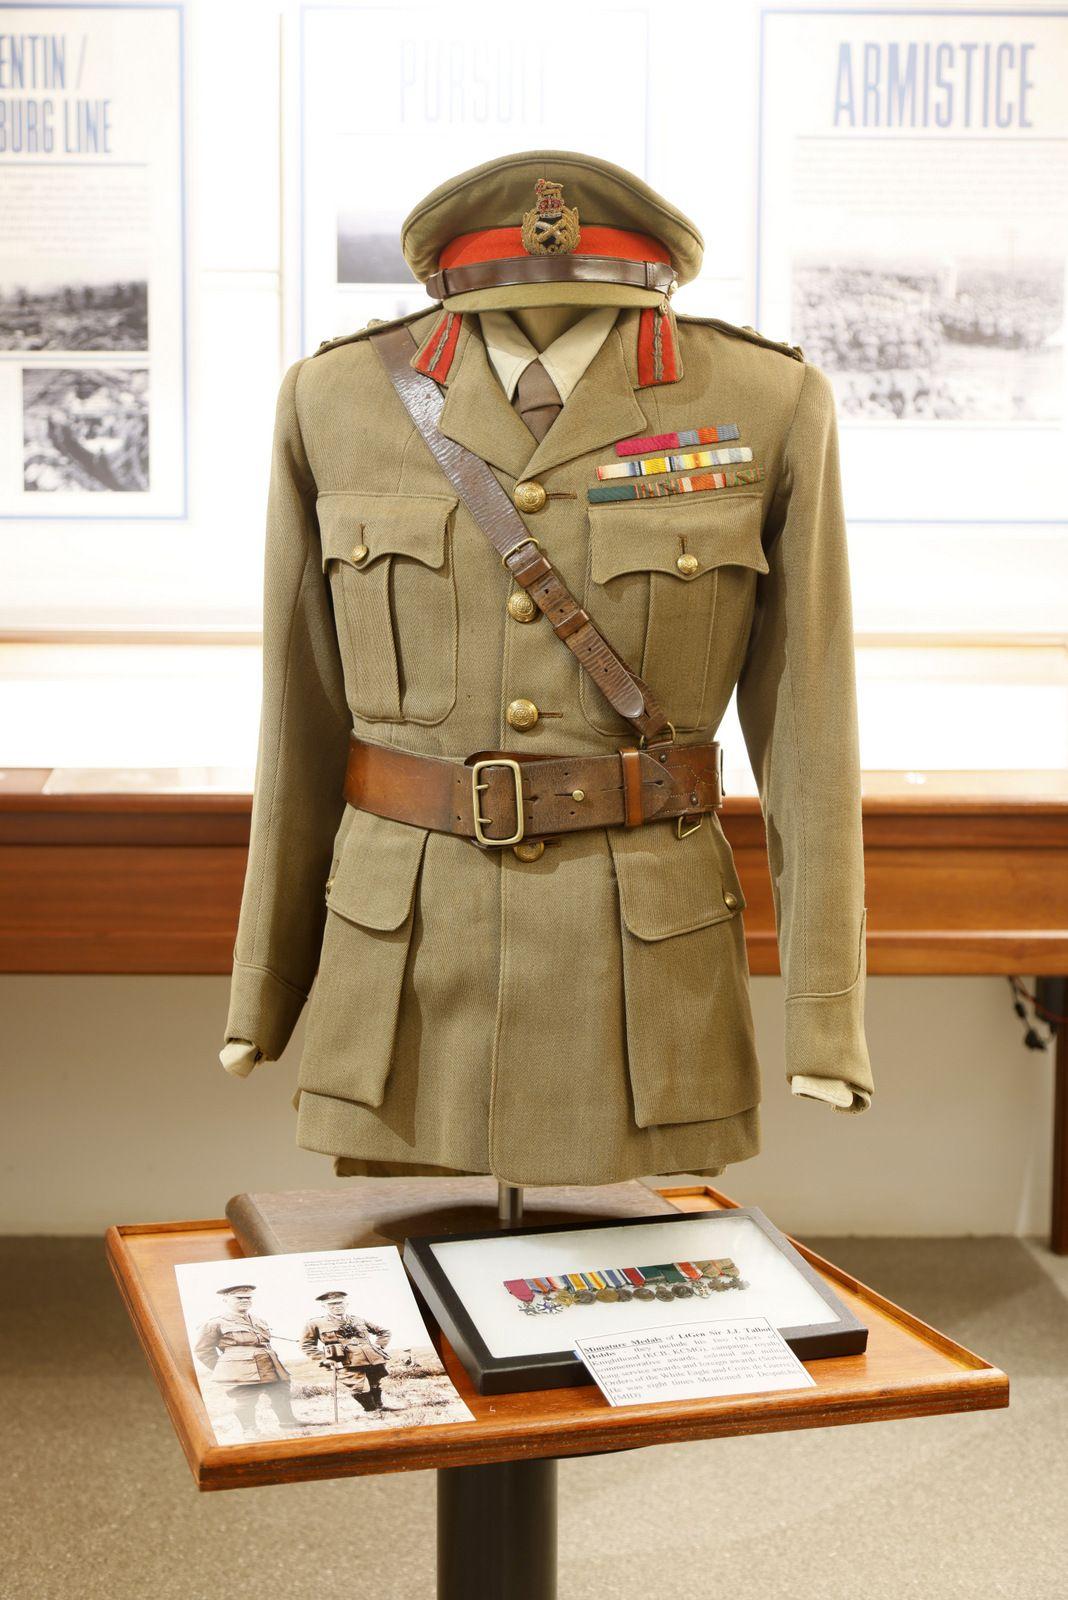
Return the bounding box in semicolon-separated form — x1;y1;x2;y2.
597;445;752;480
615;424;740;456
588;464;764;503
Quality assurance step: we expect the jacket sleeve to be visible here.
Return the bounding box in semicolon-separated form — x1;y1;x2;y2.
735;360;873;1113
194;1320;221;1370
221;357;352;1067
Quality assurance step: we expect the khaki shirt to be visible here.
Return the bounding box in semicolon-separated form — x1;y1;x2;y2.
221;304;874;1184
477;306;619;401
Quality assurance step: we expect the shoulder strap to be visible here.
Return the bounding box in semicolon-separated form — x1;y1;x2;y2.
676;313;805;363
369;323;672;743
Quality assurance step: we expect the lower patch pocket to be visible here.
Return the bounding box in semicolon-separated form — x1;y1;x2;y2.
298;809;429;1107
606;817;762;1127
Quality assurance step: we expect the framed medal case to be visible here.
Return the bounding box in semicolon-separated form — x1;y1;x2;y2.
403;1206;868;1395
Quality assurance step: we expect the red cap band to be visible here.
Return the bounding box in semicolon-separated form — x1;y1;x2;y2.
440;224;671;271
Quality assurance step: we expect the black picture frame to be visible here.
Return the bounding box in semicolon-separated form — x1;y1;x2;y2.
403;1206;868;1396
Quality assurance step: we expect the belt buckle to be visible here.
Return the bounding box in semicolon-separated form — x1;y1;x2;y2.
471;758;525;847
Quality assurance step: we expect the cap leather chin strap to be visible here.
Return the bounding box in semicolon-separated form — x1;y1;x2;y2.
425;255;677;302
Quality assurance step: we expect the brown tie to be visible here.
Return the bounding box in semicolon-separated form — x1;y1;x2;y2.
513;358;563;442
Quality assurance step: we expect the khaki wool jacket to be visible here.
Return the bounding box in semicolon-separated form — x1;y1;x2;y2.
222;303;874;1186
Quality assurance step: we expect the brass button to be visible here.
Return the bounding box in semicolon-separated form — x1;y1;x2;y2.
513;839;545;862
507;591;538;624
723;890;739;910
676;553;700;577
514;480;547;514
571;789;585;802
351;543;369;563
506;697;539;731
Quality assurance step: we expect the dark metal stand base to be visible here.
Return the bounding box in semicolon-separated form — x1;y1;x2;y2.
437;1458;557;1600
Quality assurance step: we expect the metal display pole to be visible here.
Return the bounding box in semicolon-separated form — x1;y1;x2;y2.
497;1181;524;1227
436;1180;557;1598
437;1457;558;1600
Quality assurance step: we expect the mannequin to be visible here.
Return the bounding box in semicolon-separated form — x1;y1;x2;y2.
509;305;591;347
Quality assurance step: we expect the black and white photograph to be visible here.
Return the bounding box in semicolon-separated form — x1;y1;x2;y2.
22;367;150;494
175;1246;474;1446
0;277;149;353
792;254;1064;422
336;207;408;283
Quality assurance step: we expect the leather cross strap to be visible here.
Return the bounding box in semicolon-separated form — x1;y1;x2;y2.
424;256;677;303
369;322;673;742
343;734;724;848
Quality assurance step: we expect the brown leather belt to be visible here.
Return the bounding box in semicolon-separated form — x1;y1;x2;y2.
342;734;724;848
424;255;677;303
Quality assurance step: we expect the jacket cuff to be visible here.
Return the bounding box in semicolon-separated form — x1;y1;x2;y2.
789;1073;871;1114
223;959;308;1063
783;981;873;1107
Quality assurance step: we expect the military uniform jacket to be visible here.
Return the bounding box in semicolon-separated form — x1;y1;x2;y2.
194;1313;290;1385
223;304;874;1185
300;1313;391;1369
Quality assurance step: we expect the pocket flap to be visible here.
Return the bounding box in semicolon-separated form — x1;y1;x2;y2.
606;813;746;940
589;488;768;584
327;807;429;930
318;491;459;570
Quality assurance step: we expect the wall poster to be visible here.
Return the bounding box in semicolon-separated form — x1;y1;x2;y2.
0;2;186;518
757;8;1068;523
293;2;649;356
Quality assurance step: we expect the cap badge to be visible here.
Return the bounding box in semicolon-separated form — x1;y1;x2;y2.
521;178;580;257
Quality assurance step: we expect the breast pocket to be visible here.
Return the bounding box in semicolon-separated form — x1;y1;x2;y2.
579;486;768;735
318;491;459;724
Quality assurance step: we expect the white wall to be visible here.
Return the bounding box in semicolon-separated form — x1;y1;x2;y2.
1;970;1052;1237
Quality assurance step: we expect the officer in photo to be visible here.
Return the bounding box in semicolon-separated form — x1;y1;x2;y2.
193;1283;307;1437
300;1289;393;1415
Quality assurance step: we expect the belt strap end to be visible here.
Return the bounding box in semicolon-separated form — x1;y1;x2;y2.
619;747;645;827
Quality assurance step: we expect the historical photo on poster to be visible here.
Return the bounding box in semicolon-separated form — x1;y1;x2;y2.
0;276;148;352
175;1247;474;1447
0;6;185;517
758;9;1068;523
22;367;149;492
792;253;1063;423
294;5;649;353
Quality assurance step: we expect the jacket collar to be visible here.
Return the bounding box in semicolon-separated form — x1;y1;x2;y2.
411;307;670;480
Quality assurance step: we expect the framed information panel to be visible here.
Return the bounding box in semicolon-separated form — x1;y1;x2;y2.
0;1;187;520
405;1207;868;1395
757;6;1068;525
